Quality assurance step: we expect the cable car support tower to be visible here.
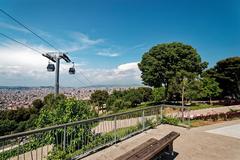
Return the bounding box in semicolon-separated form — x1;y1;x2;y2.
42;52;74;95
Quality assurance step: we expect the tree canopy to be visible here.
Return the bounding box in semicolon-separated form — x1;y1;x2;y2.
152;87;165;103
36;95;96;128
90;90;109;107
105;88;153;112
32;99;44;111
138;42;208;99
201;77;222;102
205;57;240;99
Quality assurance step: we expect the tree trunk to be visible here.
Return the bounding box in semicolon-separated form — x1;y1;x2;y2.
209;97;212;105
97;102;100;114
165;82;168;100
181;83;185;121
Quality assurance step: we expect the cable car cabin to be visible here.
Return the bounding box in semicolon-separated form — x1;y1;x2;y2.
47;64;55;72
69;67;75;74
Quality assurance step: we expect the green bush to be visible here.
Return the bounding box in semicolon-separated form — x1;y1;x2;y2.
36;97;96;128
160;116;180;125
0;106;39;135
106;88;151;112
0;119;17;136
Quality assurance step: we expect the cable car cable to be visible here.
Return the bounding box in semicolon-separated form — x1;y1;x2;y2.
78;70;92;84
0;8;61;52
0;32;44;54
1;9;94;86
73;76;87;86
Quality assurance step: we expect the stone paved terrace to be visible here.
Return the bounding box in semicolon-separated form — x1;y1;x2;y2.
83;120;240;160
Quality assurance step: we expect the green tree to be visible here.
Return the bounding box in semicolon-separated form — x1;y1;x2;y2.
106;90;122;112
167;71;199;103
205;57;240;99
0;120;17;136
43;93;66;107
106;88;148;112
112;99;129;111
32;99;44;111
16;108;30;122
201;77;222;104
167;71;201;120
35;97;96;157
152;87;165;103
137;87;153;102
124;89;143;107
138;42;208;99
184;78;203;102
90;90;109;113
106;95;117;111
36;98;96;127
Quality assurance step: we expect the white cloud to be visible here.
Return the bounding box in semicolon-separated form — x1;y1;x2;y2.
61;32;104;52
72;32;104;46
0;42;79;86
117;62;139;71
0;43;49;79
74;62;141;86
96;51;119;57
0;40;141;86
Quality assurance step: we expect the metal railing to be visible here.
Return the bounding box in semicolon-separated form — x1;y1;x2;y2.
0;105;190;160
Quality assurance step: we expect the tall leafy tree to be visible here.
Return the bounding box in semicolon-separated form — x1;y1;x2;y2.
137;87;153;102
138;42;207;99
201;77;222;104
90;90;109;113
205;57;240;99
168;71;200;119
152;87;165;103
0;120;17;136
36;98;96;127
106;88;147;111
184;78;203;102
32;99;44;111
35;97;96;158
124;89;143;107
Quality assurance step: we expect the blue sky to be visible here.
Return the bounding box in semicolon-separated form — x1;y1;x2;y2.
0;0;239;87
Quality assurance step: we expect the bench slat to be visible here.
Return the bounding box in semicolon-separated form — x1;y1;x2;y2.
134;132;180;160
115;138;158;160
115;131;180;160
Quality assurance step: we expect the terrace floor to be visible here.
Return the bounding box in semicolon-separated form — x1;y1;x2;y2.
83;119;240;160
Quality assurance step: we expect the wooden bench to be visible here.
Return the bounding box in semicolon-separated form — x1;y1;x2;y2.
115;131;180;160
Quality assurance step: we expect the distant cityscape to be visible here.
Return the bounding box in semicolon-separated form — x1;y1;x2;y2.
0;86;138;110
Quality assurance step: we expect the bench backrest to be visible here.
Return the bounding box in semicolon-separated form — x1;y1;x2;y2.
115;131;180;160
115;138;158;160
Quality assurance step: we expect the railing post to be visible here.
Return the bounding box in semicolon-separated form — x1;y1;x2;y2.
63;126;66;150
160;105;163;121
188;106;191;129
142;110;145;131
114;116;117;143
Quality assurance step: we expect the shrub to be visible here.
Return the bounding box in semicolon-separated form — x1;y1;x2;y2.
32;99;44;111
192;111;240;121
160;116;180;125
0;120;17;136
